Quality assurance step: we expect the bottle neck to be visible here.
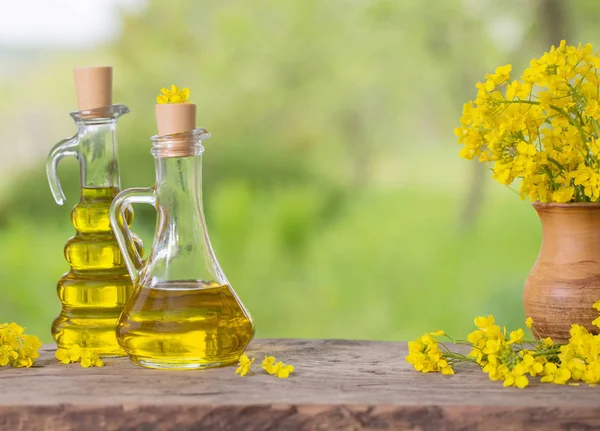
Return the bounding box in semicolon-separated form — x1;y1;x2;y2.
148;153;223;283
76;120;121;190
155;154;204;224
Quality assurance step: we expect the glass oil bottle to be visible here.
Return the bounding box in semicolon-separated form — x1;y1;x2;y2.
46;67;142;356
110;99;254;369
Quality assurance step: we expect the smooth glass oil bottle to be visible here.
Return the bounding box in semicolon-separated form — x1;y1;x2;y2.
47;104;142;356
110;128;254;369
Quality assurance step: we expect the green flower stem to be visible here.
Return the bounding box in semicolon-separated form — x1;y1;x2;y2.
443;352;478;364
496;98;595;165
534;347;562;357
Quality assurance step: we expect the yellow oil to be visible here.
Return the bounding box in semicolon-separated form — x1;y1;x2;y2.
116;281;255;369
52;186;142;357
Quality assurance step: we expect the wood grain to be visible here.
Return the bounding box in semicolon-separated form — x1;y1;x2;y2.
524;202;600;342
1;339;599;431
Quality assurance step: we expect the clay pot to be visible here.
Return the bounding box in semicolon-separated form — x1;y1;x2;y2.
524;202;600;343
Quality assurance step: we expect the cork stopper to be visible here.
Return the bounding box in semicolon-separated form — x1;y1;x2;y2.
156;103;196;136
74;67;112;112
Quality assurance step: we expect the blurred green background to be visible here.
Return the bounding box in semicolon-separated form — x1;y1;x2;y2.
0;0;599;342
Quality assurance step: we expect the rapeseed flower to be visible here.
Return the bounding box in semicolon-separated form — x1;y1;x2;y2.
235;354;295;378
270;362;295;379
407;300;600;388
80;349;104;368
261;355;277;374
55;343;104;368
0;344;17;366
456;41;600;203
157;85;191;104
261;356;295;378
525;317;534;329
0;323;42;368
406;331;455;375
236;354;254;376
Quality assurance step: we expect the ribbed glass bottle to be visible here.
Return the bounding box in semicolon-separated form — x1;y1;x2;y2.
47;105;142;357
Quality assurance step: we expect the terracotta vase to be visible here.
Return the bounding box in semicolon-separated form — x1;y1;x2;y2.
524;202;600;343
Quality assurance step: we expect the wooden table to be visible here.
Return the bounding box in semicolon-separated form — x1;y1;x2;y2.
0;339;598;431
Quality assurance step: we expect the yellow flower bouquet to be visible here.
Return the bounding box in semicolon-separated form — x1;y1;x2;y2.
455;41;600;343
455;40;600;203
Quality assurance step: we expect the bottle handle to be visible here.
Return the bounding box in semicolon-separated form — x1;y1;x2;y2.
109;187;157;282
46;135;80;205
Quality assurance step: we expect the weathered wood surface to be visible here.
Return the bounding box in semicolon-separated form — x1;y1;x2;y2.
0;339;599;431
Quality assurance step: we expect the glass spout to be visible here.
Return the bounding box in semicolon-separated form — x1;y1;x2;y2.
46;104;130;205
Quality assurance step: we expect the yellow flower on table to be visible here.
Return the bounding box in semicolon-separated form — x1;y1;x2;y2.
20;335;42;357
271;362;295;379
406;333;454;375
0;323;42;368
438;359;454;375
261;355;295;378
521;353;545;377
55;344;103;367
566;358;587;381
503;363;529;389
80;349;104;368
583;362;600;385
55;348;71;364
236;354;254;377
261;355;277;374
13;355;34;368
11;335;43;368
65;344;82;362
407;297;600;388
541;363;571;385
1;322;24;349
0;344;18;366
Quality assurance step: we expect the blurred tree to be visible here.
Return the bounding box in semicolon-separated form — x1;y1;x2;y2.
540;0;569;46
2;0;600;341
